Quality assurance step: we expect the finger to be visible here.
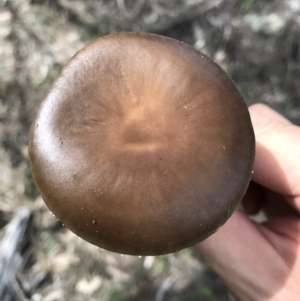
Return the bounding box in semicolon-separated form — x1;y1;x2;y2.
249;104;300;211
196;210;291;300
242;181;298;218
250;103;292;126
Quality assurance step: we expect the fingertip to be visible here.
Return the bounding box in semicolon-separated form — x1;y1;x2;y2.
249;103;291;127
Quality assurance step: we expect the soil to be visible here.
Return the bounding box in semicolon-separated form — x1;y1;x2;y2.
0;0;299;300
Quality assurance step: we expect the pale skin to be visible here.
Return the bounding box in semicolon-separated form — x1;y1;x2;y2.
197;104;300;301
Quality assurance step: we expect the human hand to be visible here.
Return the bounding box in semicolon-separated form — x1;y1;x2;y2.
196;104;300;301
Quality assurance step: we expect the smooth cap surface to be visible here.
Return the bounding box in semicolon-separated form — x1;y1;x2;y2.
29;32;255;255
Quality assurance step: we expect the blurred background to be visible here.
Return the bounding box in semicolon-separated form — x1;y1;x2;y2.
0;0;299;300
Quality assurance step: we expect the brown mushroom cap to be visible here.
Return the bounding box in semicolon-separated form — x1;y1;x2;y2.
29;32;255;256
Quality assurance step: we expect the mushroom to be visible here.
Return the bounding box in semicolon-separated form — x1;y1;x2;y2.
28;32;255;256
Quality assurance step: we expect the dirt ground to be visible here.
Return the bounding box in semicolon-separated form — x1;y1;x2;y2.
0;0;299;300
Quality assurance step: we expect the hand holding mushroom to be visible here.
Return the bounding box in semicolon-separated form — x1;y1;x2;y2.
197;104;300;301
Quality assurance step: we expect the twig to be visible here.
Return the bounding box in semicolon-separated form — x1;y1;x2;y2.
155;276;174;301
